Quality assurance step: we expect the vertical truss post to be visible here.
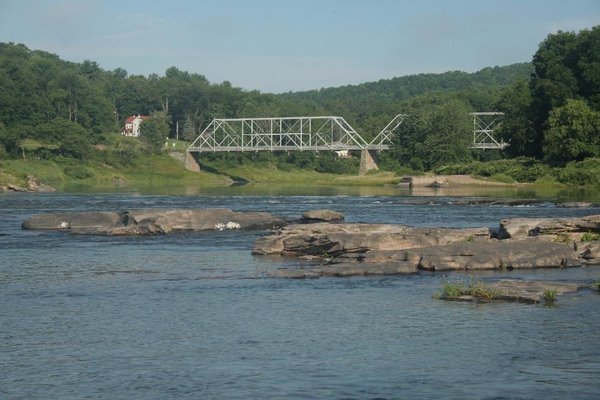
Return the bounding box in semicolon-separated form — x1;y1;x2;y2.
469;112;508;150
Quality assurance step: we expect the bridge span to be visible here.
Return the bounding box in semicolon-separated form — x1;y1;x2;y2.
187;115;405;153
184;112;505;174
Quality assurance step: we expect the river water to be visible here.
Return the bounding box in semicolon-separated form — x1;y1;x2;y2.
1;187;600;399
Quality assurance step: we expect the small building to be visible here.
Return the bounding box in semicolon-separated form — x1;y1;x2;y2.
122;115;150;137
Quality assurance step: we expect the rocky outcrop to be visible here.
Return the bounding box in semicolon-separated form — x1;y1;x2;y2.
497;215;600;239
252;223;489;257
256;214;600;278
2;175;55;192
269;239;584;279
22;208;287;235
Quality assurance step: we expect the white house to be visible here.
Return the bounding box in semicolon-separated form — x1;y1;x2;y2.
122;115;150;137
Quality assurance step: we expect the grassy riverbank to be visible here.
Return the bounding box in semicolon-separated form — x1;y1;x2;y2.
2;146;600;198
0;153;403;191
0;155;229;191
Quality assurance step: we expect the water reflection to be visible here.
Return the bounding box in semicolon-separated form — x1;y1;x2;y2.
60;182;600;201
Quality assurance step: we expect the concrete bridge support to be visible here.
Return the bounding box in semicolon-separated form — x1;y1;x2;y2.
359;149;379;176
185;152;201;172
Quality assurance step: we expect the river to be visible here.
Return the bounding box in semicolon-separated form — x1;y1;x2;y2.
1;187;599;399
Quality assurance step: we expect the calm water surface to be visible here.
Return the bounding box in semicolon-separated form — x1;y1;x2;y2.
1;188;599;399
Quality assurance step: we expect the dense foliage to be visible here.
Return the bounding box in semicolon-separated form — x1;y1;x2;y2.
496;26;600;165
0;25;599;183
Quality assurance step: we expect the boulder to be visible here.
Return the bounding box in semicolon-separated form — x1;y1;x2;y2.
27;175;55;192
578;241;600;264
22;208;287;235
300;209;345;223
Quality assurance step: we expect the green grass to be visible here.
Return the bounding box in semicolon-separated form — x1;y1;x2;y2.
543;288;557;305
581;232;600;242
440;281;466;298
0;153;229;191
2;159;67;185
212;162;400;186
439;276;500;300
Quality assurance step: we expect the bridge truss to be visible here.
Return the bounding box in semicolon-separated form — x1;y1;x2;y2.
470;112;508;150
187;115;406;153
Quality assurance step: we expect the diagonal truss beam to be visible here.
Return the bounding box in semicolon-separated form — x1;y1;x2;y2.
368;114;406;148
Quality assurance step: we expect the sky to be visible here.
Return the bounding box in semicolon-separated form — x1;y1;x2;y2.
0;0;599;93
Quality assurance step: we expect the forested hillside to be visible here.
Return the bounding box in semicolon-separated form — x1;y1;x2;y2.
0;41;529;161
1;25;599;187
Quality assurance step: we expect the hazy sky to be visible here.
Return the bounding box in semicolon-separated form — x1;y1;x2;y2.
1;0;598;93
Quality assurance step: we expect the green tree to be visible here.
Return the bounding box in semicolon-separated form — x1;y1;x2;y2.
182;115;196;142
495;80;535;157
34;118;92;159
528;26;600;160
140;111;169;154
543;99;600;165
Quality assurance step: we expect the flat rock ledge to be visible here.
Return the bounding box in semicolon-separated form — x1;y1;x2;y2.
22;208;287;235
437;279;588;304
254;215;600;279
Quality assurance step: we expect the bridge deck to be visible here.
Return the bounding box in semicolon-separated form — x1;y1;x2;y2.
188;144;389;152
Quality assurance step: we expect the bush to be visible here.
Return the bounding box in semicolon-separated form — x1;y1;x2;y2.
556;158;600;186
63;165;93;179
435;158;557;183
315;152;359;174
489;173;515;183
534;174;561;185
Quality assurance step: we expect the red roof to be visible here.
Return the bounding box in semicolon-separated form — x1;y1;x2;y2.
124;115;150;123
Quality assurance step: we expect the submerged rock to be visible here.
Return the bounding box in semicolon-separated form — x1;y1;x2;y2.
557;202;598;208
22;208;287;235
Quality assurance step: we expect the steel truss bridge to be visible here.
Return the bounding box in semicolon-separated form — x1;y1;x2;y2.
186;112;507;154
187;115;405;153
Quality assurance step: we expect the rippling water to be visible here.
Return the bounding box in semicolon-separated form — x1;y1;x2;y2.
1;191;600;399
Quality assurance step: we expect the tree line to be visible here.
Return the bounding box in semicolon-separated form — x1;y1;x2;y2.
0;26;598;178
